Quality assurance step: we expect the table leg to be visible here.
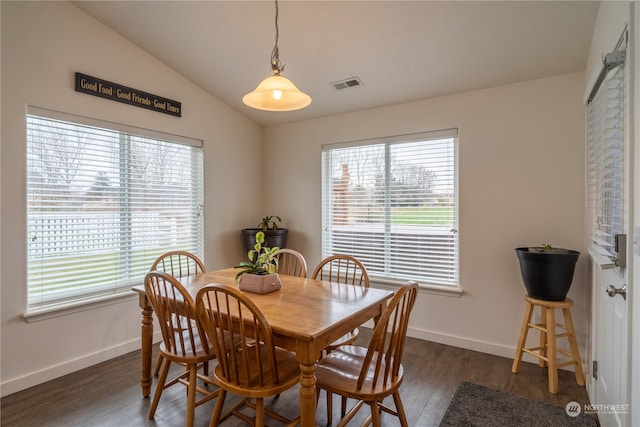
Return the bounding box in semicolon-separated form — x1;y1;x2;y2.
298;360;318;427
139;294;153;397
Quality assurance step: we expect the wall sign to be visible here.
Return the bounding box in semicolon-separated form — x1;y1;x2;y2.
75;72;181;117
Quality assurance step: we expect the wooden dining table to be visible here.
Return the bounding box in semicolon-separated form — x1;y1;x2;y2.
132;267;393;427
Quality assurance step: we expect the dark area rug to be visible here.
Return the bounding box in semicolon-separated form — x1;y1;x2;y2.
439;382;599;427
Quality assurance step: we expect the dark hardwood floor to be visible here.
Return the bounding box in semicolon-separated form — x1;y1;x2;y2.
1;329;592;426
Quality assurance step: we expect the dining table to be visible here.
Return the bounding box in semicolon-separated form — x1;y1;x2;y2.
132;267;394;427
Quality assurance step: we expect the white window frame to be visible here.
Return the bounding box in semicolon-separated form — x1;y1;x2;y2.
25;107;204;318
321;129;459;292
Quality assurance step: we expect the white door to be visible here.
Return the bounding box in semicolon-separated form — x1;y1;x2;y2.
593;263;628;427
587;45;630;427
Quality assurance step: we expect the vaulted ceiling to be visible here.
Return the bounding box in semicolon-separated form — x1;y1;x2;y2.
73;1;599;127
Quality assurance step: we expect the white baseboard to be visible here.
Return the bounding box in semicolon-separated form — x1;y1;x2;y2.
361;320;514;358
363;320;587;372
1;332;162;397
406;325;516;359
405;324;588;374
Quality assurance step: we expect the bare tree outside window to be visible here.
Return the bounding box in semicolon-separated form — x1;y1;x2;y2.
26;110;203;308
322;131;458;286
27;117;91;210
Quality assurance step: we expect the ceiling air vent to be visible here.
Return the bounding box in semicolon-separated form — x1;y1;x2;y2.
331;77;363;90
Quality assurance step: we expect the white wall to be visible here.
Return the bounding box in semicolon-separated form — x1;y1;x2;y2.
264;72;588;361
0;1;263;396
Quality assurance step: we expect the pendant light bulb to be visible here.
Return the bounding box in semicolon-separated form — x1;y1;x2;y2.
243;73;311;112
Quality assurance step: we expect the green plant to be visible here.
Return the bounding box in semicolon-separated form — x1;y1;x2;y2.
532;244;570;254
258;215;282;231
234;231;280;282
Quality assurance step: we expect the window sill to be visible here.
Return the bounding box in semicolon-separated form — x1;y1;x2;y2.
370;276;463;298
23;291;138;323
588;246;617;270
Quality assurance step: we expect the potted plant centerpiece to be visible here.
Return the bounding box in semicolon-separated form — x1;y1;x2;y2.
234;231;282;294
515;244;580;301
241;215;289;255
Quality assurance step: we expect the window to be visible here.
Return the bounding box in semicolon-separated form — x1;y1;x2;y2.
321;129;458;288
587;61;625;267
26;107;203;311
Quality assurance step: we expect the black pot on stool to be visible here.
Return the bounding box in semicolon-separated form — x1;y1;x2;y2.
515;247;580;301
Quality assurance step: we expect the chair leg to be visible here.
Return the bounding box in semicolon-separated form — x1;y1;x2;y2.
256;398;265;427
149;356;171;418
337;400;365;427
392;390;409;427
186;364;198;427
326;392;348;424
153;354;164;377
209;389;227;427
370;401;381;427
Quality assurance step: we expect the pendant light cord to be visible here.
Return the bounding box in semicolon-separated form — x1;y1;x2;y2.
271;0;284;74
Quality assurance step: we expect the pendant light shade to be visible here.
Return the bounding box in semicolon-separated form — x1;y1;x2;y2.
243;73;312;112
243;0;311;112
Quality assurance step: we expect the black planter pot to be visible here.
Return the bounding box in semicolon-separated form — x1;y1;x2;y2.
241;228;289;254
515;247;580;301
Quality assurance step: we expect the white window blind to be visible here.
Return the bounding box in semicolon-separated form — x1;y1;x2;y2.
587;63;624;266
321;129;458;287
26;107;204;310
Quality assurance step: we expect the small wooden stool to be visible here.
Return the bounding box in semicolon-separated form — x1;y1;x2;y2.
512;295;585;394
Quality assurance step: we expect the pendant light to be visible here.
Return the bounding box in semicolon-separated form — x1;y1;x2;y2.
242;0;311;112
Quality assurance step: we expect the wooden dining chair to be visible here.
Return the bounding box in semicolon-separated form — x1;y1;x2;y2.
315;281;419;427
150;250;206;277
275;248;308;277
150;250;207;377
312;254;370;422
312;254;369;288
144;271;219;427
312;254;370;350
195;283;301;427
